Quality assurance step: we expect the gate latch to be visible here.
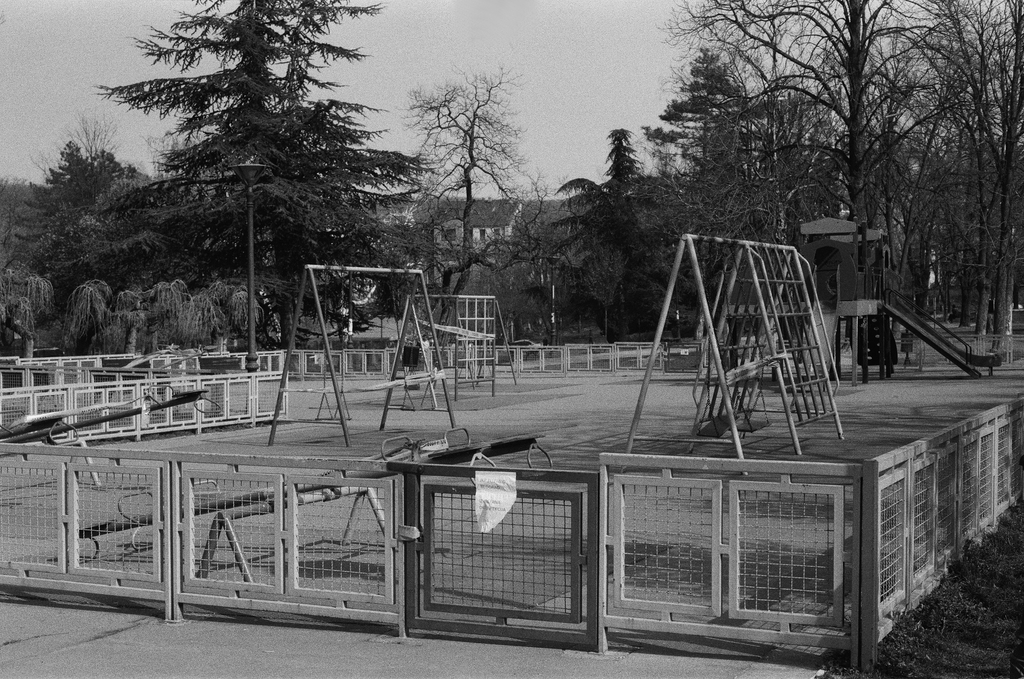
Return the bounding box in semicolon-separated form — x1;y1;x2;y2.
397;525;421;542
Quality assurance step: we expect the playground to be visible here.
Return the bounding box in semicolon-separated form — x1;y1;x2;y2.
3;236;1024;676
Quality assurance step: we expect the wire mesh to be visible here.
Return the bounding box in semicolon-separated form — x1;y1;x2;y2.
0;395;31;428
74;468;158;576
735;488;837;618
0;463;61;567
961;438;979;535
979;432;994;524
1014;418;1023;501
878;477;906;604
1;370;26;390
619;481;715;608
189;476;277;587
103;387;140;432
912;462;934;575
227;381;250;418
424;486;577;619
293;484;389;598
934;448;957;563
999;424;1011;507
257;380;277;414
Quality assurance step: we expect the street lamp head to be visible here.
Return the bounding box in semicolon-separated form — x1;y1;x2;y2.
231;160;268;187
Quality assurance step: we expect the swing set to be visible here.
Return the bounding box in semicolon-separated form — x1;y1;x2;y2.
627;234;843;459
267;265;455;447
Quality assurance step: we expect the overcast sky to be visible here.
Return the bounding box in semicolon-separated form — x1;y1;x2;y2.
0;0;680;189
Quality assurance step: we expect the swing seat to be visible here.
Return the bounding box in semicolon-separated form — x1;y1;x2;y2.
696;412;771;438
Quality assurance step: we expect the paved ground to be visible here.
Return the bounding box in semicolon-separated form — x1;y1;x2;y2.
2;361;1022;678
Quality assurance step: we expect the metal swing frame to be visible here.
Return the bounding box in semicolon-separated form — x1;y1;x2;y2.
626;234;843;459
268;265;455;447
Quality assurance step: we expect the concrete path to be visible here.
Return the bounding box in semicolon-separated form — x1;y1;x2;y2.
3;362;1021;678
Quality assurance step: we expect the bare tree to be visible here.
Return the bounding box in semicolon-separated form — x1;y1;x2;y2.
672;0;928;226
925;0;1024;338
407;68;526;294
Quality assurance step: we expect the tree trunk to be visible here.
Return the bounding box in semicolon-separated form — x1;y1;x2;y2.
4;317;36;358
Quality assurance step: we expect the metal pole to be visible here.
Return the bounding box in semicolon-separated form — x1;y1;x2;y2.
245;184;259;373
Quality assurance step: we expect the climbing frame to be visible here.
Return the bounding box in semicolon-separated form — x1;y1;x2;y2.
627;234;843;458
421;294;517;399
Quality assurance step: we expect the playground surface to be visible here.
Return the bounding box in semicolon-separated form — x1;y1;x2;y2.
2;363;1022;678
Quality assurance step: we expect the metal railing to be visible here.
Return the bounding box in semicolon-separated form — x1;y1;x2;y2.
0;372;285;442
0;446;399;627
601;396;1024;669
284;343;665;381
600;454;861;656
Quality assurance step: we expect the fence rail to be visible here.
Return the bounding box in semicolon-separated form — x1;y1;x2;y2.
286;343;664;380
600;454;861;654
0;446;399;626
5;334;1020;387
601;396;1024;668
0;372;285;442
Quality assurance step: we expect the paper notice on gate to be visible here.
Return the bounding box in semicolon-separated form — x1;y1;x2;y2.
475;471;517;533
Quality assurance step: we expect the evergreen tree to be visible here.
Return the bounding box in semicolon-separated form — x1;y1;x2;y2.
102;0;418;347
36;141;140;215
558;130;667;342
31;141;158;320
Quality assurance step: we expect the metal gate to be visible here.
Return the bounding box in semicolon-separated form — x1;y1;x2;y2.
389;462;600;648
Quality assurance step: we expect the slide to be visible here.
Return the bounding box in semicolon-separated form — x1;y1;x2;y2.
880;290;999;378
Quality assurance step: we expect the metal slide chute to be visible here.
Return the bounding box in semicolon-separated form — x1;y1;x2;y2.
880;290;995;378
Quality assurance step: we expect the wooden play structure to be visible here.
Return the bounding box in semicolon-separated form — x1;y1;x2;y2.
800;218;999;382
267;265;455;447
627;234;843;458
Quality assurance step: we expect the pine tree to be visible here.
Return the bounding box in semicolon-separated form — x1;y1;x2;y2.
103;0;418;347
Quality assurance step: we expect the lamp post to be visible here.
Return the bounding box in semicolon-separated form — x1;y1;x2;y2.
232;161;268;373
543;255;558;345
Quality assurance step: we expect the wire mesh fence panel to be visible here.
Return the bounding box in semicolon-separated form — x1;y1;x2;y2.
291;478;393;602
961;435;980;540
979;430;995;526
103;387;141;433
911;459;934;577
422;484;580;622
186;473;279;590
304;353;326;376
0;395;31;428
612;478;719;614
998;424;1012;510
256;379;278;415
226;381;251;418
878;473;907;611
1013;417;1024;500
71;390;107;435
72;465;161;579
203;382;226;421
1;370;26;390
0;461;62;570
730;483;844;625
935;445;958;566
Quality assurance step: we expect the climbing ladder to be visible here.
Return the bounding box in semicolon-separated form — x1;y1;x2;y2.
426;295;518;399
627;234;843;458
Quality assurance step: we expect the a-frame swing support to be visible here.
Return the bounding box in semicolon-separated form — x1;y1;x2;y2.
268;265;456;447
626;234;843;459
